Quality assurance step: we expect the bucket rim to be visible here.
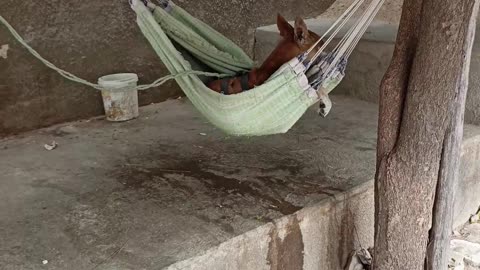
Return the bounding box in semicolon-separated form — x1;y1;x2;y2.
98;73;139;90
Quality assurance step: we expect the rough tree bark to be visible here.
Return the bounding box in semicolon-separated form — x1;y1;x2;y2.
374;0;480;269
425;2;480;269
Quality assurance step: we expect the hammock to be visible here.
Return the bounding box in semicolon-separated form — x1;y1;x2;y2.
131;0;384;136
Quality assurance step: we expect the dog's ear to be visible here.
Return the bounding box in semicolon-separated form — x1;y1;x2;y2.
277;14;294;37
294;17;309;45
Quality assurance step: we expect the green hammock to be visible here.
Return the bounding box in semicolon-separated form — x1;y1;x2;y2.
131;0;383;136
132;1;318;136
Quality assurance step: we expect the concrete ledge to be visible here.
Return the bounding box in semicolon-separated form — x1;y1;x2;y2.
255;18;480;125
166;181;374;270
167;127;480;269
254;15;399;67
256;18;398;44
1;96;479;269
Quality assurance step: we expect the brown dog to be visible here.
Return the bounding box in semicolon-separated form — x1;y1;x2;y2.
207;14;323;95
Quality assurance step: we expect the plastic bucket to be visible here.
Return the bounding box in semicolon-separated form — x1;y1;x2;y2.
98;73;139;122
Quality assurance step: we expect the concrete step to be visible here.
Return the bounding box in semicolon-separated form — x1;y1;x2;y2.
451;222;480;269
1;96;479;270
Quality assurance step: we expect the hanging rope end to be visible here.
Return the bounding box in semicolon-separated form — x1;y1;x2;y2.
317;91;332;117
129;0;155;11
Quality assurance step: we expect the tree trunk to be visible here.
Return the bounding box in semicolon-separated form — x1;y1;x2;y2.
374;0;480;269
425;2;480;269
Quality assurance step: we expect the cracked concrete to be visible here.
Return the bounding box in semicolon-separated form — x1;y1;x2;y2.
2;96;480;269
0;96;378;269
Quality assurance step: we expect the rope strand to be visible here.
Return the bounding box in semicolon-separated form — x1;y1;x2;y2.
307;0;384;88
0;14;227;91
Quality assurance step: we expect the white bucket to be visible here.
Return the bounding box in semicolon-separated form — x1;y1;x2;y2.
98;73;139;122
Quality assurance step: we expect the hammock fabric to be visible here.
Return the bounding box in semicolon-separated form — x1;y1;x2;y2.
130;0;381;136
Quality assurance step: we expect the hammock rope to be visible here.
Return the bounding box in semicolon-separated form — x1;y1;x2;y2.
305;0;385;92
0;14;229;91
305;0;366;59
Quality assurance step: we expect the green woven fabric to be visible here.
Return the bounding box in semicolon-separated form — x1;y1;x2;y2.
132;1;319;136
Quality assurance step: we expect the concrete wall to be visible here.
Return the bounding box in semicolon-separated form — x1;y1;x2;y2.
164;182;375;270
0;0;335;136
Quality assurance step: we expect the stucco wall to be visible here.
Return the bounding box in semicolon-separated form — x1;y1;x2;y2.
0;0;335;136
